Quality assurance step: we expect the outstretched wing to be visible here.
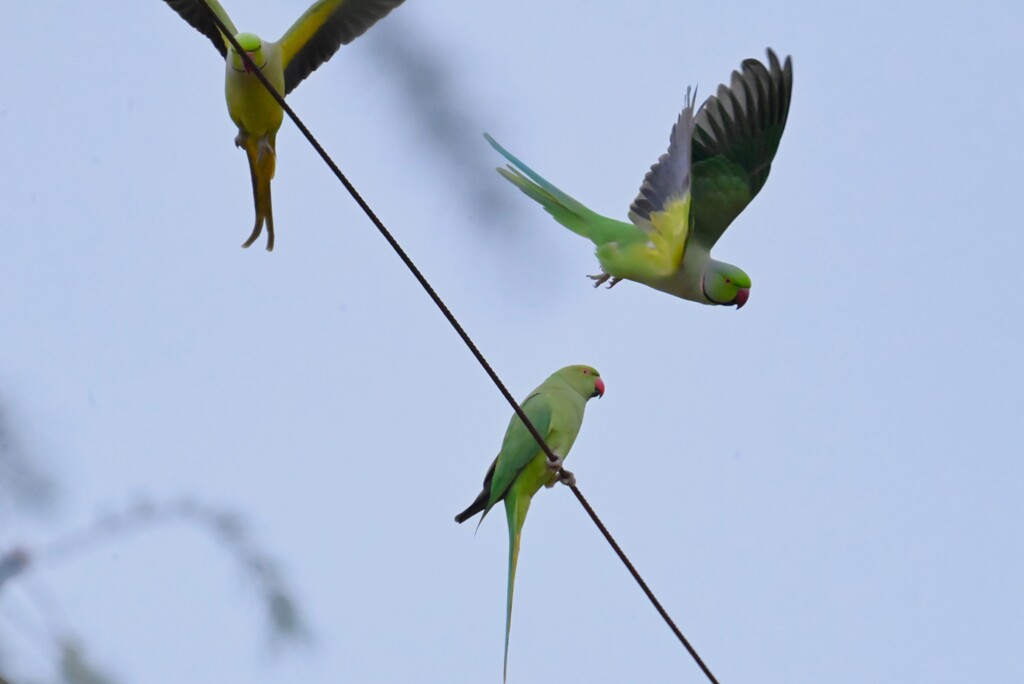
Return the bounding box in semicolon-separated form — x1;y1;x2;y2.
589;92;698;280
690;48;793;250
280;0;405;94
161;0;237;58
628;88;698;230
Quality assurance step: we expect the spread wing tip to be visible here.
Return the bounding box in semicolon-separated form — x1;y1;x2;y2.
161;0;236;58
628;88;698;226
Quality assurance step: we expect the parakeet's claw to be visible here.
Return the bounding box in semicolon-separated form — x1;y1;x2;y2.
546;453;577;486
545;452;566;471
556;468;577;488
543;451;575;487
234;131;248;149
587;272;622;289
257;138;275;164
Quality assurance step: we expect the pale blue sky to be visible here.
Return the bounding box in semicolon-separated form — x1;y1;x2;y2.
2;0;1022;682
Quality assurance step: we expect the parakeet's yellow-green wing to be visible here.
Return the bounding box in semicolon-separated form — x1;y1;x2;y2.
602;92;698;280
279;0;405;94
161;0;238;57
485;392;553;513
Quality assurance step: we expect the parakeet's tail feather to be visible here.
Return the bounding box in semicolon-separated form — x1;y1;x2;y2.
454;489;488;524
503;493;531;683
485;134;640;247
494;166;593;238
241;136;276;252
456;457;500;525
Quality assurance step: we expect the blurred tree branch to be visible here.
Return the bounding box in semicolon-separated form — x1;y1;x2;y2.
0;403;57;518
0;394;309;682
362;16;523;228
32;496;311;644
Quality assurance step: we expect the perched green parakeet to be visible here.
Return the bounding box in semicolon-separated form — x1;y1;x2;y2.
486;49;793;308
160;0;405;250
455;365;605;682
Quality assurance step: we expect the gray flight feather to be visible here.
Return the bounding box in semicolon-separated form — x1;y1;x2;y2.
627;89;699;230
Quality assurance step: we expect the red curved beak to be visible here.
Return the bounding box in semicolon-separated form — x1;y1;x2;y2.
243;53;256;73
735;288;750;309
593;377;605;398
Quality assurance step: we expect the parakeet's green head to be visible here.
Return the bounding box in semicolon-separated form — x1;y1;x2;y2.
230;33;267;73
553;365;605;399
703;261;751;309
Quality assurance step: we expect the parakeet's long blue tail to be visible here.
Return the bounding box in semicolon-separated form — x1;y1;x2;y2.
503;492;532;683
484;134;640;247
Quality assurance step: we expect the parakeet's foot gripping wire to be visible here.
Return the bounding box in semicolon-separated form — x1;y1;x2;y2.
195;3;720;682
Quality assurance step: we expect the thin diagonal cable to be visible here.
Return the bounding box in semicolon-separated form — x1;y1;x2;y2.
195;6;719;682
568;485;719;682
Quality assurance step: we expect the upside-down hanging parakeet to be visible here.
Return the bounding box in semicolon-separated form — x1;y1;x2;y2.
160;0;405;250
486;49;792;307
455;364;604;682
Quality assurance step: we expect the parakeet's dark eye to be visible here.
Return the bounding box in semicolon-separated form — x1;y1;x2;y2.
725;278;731;284
582;369;589;375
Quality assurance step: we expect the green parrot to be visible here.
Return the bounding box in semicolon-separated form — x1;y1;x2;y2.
160;0;405;250
455;365;605;682
486;49;793;308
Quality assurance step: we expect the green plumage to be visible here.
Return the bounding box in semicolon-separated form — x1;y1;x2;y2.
487;135;643;248
687;49;793;250
487;50;793;308
456;365;605;681
159;0;405;250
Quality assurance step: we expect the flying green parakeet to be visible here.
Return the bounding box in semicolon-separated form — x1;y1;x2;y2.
455;365;605;682
160;0;405;250
486;49;793;308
